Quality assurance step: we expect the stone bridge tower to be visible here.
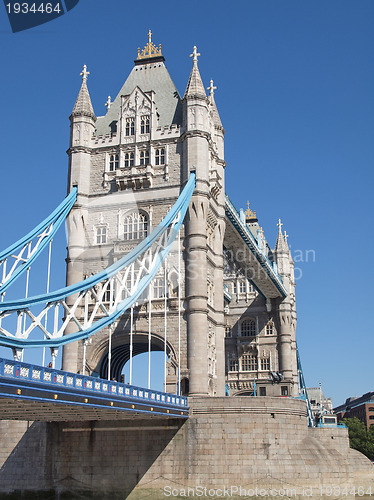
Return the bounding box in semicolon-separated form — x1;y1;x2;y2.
62;33;227;396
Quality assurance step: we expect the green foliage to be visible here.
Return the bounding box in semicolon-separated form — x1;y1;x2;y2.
342;417;374;460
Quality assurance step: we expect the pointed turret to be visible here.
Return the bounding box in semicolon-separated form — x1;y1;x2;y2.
207;79;223;128
71;65;96;120
184;46;206;99
275;219;289;255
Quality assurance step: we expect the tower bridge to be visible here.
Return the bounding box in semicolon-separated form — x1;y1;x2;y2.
0;33;372;500
0;32;298;402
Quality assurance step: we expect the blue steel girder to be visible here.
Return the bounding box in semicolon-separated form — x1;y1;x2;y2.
0;188;77;294
0;358;188;420
224;195;287;299
0;174;195;349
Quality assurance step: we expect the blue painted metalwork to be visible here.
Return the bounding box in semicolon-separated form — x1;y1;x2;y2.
223;284;232;303
225;194;287;298
0;357;188;418
0;188;77;294
0;174;195;349
296;344;315;427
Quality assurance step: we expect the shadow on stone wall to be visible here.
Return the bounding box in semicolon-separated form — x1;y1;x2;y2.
0;419;184;500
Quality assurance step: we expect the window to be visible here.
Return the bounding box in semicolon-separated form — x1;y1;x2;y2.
96;226;107;245
102;283;112;303
266;322;274;335
232;281;237;294
241;319;256;337
123;212;148;241
369;407;374;411
281;386;289;396
225;325;232;338
125;118;135;136
260;358;270;371
155;148;165;165
241;353;257;371
259;387;266;396
140;116;150;134
124;152;134;168
239;281;246;294
140;150;150;165
153;277;166;299
229;360;238;371
109;154;119;171
369;415;374;420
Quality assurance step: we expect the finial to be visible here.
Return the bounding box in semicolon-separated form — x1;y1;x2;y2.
207;79;217;97
190;46;200;64
137;30;162;60
80;64;89;82
277;219;283;231
284;231;289;243
245;201;257;221
105;96;112;111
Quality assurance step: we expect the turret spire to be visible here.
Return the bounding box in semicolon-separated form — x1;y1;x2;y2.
184;45;206;98
275;218;289;253
71;65;96;120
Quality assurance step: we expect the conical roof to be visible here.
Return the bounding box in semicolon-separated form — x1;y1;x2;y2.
71;65;96;120
275;220;289;254
184;46;206;99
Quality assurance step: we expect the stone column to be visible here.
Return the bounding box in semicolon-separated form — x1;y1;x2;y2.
185;195;209;396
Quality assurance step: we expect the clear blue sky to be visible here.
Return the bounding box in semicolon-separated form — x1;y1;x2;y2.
0;0;373;406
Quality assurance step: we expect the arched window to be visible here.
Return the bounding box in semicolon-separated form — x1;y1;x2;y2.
124;152;134;168
241;319;256;337
125;118;135;136
140;116;150;134
153;276;166;299
140;150;150;166
260;357;270;371
123;212;148;241
266;321;274;335
109;154;119;171
96;226;107;244
155;148;165;165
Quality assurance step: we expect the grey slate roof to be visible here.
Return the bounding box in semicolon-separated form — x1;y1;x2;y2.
184;61;206;99
71;80;96;120
95;61;182;137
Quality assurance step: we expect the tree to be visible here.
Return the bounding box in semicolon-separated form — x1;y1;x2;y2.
342;417;374;460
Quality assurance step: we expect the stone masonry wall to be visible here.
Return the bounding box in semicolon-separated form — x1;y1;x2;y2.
0;397;373;499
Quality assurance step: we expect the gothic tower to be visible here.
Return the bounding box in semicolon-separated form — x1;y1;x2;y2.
62;33;226;396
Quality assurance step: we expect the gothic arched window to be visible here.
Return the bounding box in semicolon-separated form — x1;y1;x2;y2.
123;212;148;241
240;319;256;337
124;152;134;168
96;226;107;244
155;148;165;165
140;116;150;134
125;118;135;136
266;321;274;335
140;150;150;166
109;154;119;171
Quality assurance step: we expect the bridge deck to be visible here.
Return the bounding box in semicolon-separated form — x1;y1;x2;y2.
0;359;188;421
224;196;287;299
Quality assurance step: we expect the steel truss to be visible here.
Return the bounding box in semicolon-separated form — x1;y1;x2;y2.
0;188;77;295
0;174;195;353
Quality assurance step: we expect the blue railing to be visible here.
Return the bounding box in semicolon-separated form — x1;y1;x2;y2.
0;358;188;409
316;423;346;429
